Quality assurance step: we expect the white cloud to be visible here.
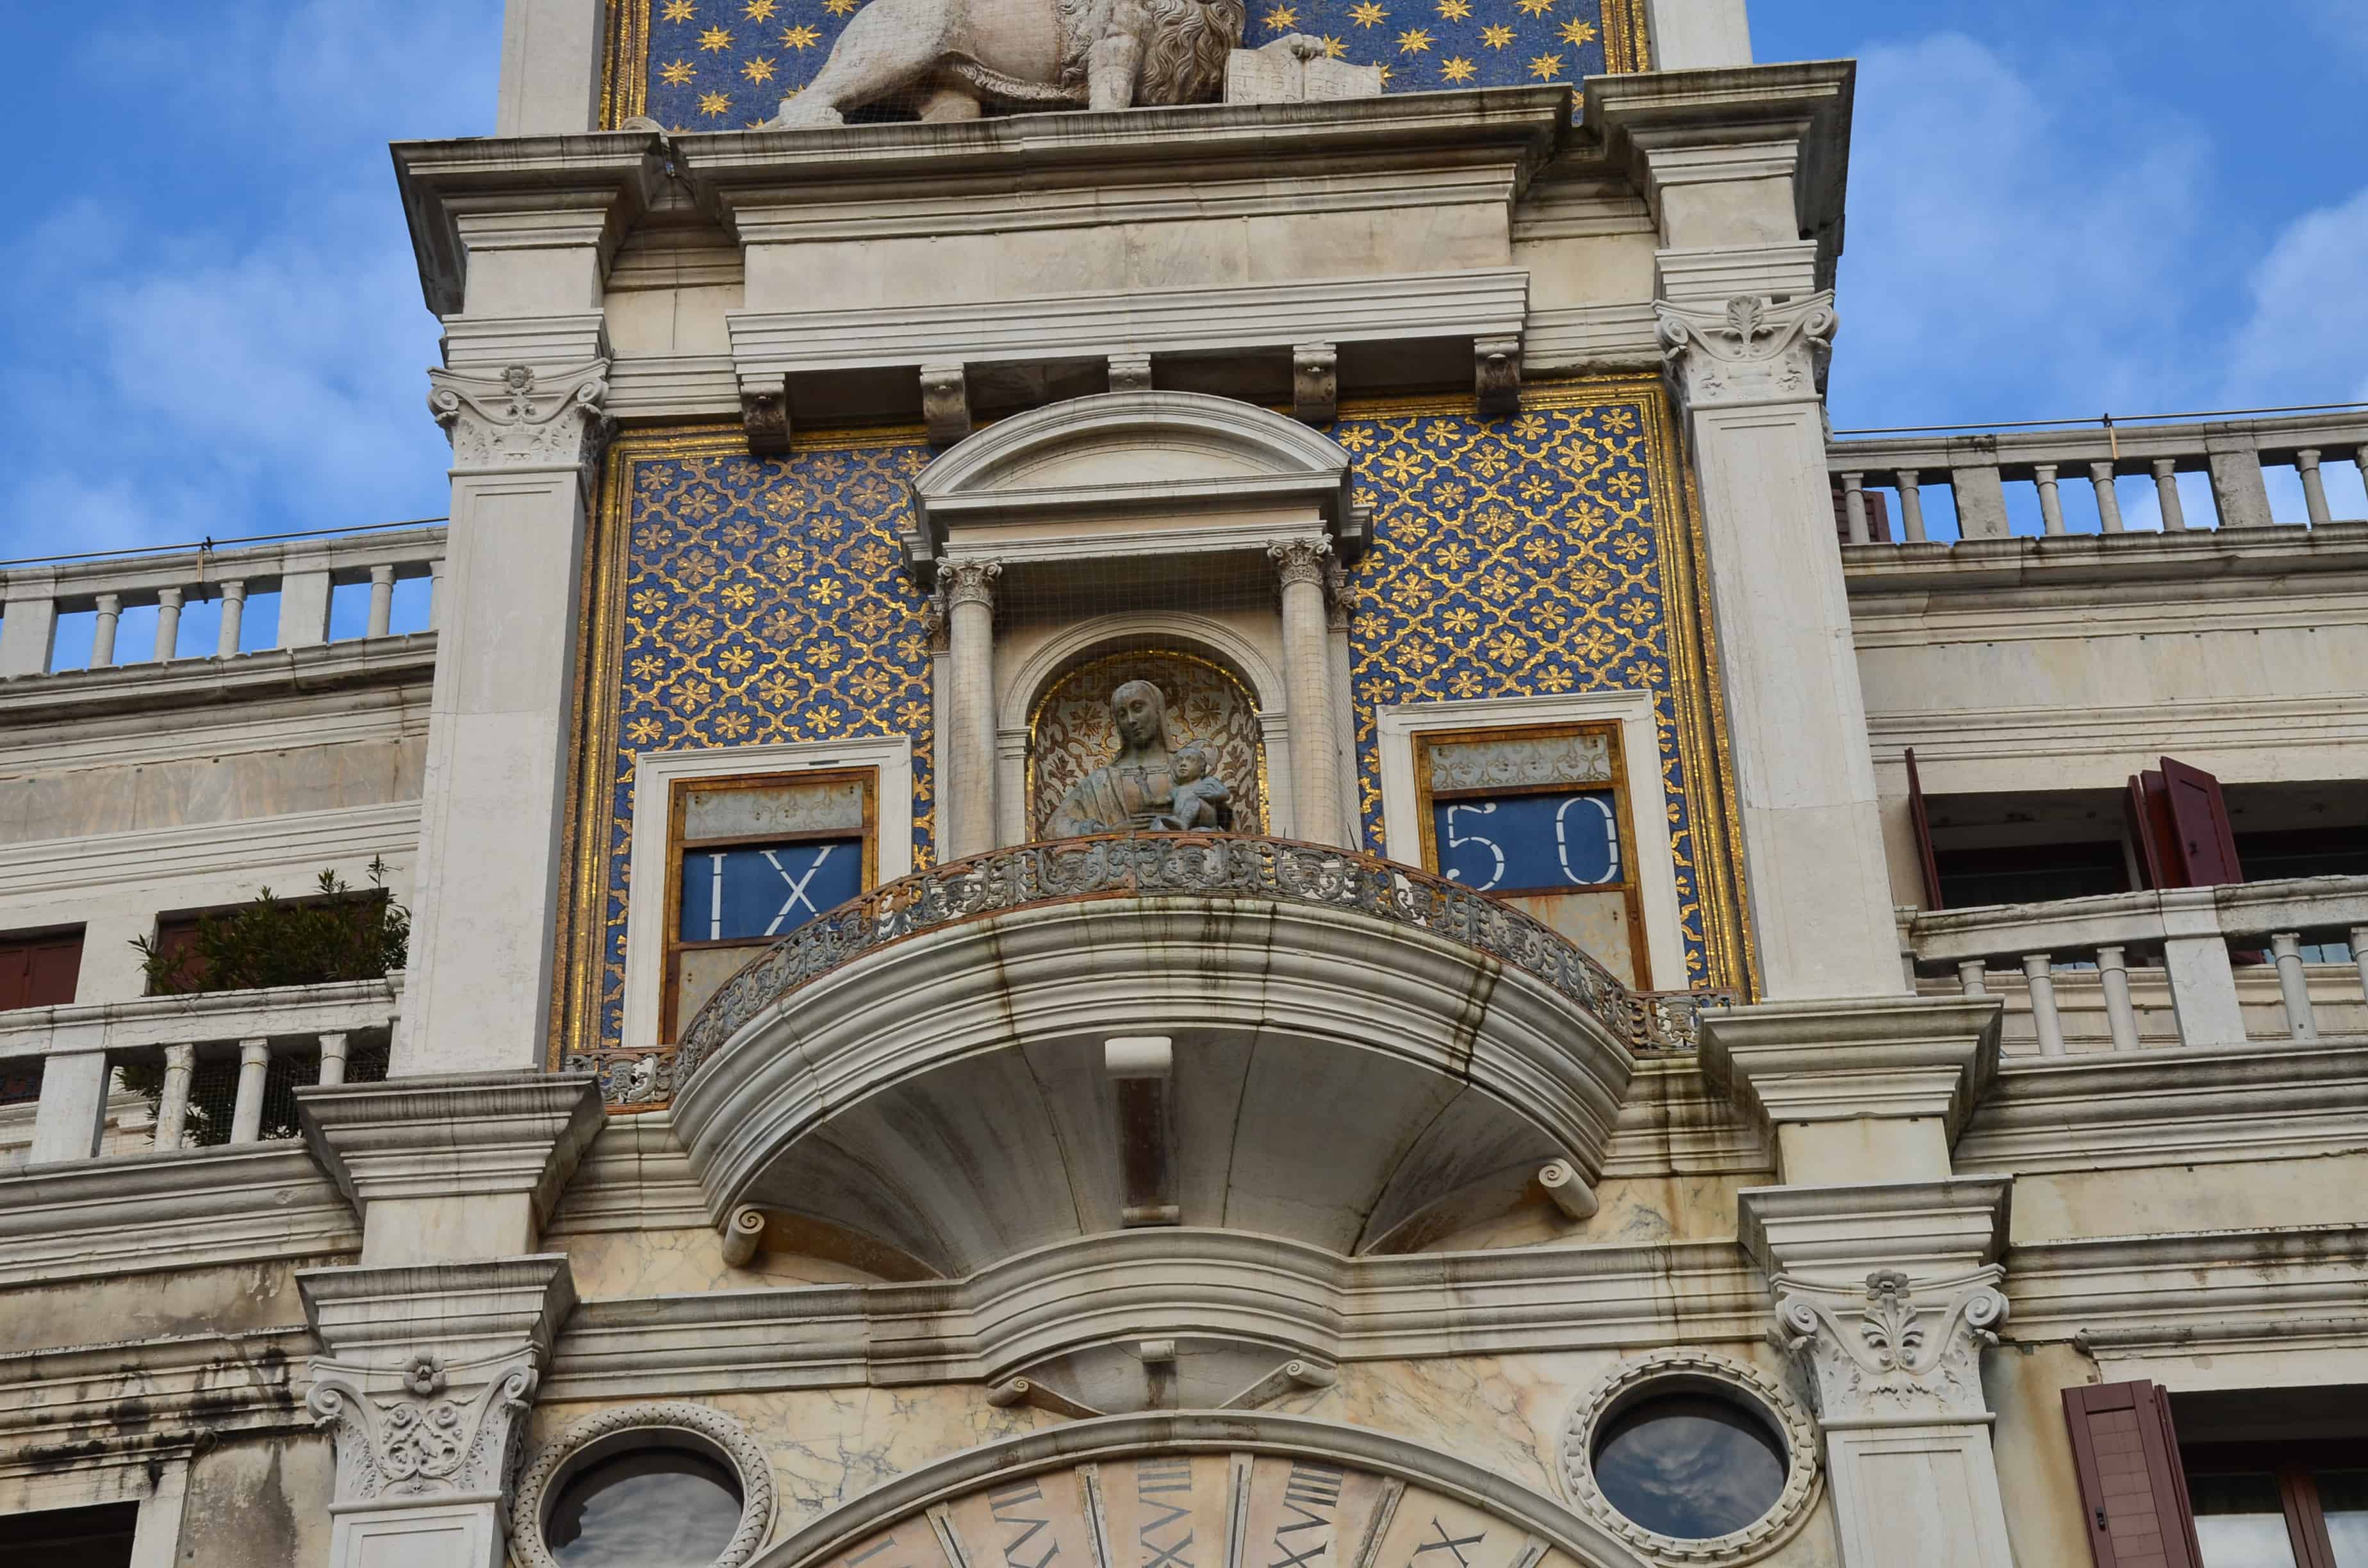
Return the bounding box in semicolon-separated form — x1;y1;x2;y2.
2224;185;2368;408
1829;32;2216;428
0;2;499;562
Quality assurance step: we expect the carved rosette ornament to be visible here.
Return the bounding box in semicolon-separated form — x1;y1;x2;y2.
1770;1266;2009;1424
427;361;613;470
1655;293;1838;412
307;1348;541;1504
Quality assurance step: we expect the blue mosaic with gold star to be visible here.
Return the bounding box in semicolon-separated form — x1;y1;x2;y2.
579;382;1723;1070
607;0;1643;129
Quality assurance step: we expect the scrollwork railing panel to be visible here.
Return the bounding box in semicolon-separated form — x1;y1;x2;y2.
664;835;1731;1092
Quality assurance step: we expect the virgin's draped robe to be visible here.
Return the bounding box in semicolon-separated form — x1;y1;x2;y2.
1047;760;1177;837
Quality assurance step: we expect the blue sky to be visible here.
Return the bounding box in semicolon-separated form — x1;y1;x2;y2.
0;1;2361;562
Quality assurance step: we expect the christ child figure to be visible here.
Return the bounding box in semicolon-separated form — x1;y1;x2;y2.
1156;742;1233;831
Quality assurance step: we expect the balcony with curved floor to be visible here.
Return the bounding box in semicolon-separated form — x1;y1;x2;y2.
670;835;1713;1278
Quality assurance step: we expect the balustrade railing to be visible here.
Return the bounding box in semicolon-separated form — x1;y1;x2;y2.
670;833;1734;1088
0;525;446;678
1908;876;2368;1056
0;979;400;1164
1828;408;2368;546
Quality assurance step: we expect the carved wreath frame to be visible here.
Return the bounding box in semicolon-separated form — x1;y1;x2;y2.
510;1401;777;1568
1556;1350;1823;1567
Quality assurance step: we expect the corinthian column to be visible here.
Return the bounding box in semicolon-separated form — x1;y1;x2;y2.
941;559;1001;860
1271;539;1344;847
397;359;610;1075
1657;294;1902;1000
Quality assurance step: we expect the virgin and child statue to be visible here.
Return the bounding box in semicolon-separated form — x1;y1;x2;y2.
1046;680;1236;837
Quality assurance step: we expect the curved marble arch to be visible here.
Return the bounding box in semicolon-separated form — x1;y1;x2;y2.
903;390;1363;567
749;1412;1656;1568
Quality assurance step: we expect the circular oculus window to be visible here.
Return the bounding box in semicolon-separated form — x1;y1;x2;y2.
514;1403;775;1568
1558;1352;1820;1565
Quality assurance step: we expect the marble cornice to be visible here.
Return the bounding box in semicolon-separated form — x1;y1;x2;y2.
296;1072;605;1230
0;633;435;726
393;135;668;316
544;1229;1764;1401
674;88;1571;231
0;1141;357;1289
0;1326;316;1477
2004;1222;2368;1344
1842;517;2368;601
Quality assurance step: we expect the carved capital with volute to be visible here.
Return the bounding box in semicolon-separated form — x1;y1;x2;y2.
1771;1265;2008;1426
942;558;1001;610
1656;293;1837;413
427;361;612;471
1268;537;1332;592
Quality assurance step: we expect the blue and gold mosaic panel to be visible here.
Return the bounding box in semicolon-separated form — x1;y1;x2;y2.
604;0;1645;129
564;433;938;1063
1336;389;1721;986
556;386;1740;1077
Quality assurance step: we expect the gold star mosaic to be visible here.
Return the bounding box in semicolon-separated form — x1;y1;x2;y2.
607;0;1643;128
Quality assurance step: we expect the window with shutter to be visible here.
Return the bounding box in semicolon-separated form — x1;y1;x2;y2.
0;927;83;1013
2064;1380;2204;1568
2160;757;2245;886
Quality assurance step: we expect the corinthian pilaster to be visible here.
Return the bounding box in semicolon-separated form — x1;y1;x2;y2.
1773;1266;2009;1424
1656;293;1836;414
300;1256;575;1568
427;360;611;473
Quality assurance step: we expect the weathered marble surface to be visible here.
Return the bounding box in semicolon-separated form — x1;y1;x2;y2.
563;1227;890;1300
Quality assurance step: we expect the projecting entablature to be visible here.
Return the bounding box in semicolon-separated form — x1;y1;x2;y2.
666;837;1669;1279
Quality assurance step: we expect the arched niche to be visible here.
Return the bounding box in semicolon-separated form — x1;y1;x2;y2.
749;1413;1655;1568
1028;645;1269;838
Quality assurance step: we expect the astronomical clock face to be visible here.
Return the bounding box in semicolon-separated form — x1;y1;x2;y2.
822;1456;1591;1568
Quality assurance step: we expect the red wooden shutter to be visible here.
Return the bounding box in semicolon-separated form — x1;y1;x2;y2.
0;931;82;1011
2063;1381;2204;1568
1904;747;1944;911
2126;772;2180;890
2159;758;2244;886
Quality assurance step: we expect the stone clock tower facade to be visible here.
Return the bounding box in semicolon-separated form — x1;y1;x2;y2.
4;3;2367;1567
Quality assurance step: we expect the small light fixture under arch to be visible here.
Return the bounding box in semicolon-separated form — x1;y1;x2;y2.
512;1402;775;1568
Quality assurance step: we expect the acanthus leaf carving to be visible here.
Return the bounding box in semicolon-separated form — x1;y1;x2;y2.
428;361;612;470
1657;292;1838;412
1771;1265;2007;1424
307;1348;541;1505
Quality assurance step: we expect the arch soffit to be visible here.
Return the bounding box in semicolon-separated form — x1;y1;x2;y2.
910;392;1361;559
746;1411;1656;1568
998;611;1290;734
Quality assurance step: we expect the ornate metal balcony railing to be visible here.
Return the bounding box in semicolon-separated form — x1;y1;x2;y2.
674;833;1730;1088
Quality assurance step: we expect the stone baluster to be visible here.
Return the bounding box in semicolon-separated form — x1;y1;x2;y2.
2151;458;2189;530
230;1038;272;1143
1896;470;1928;543
90;592;122;667
1955;960;1987;998
2021;953;2066;1056
2033;465;2067;535
942;559;1001;860
1840;472;1870;545
318;1032;350;1086
216;580;247;657
2352;926;2368;1003
2297;450;2331;527
153;586;184;662
2098;945;2141;1051
366;563;397;637
2270;933;2317;1041
154;1043;195;1152
1272;539;1344;846
2088;462;2125;533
